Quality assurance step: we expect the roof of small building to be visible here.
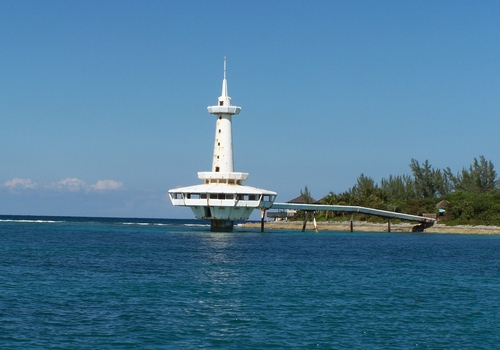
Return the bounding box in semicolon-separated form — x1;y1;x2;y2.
287;195;321;204
436;200;450;209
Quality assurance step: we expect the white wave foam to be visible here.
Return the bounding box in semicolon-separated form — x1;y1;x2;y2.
0;219;61;223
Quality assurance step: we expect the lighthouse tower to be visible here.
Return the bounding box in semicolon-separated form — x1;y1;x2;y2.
168;59;277;232
207;58;239;173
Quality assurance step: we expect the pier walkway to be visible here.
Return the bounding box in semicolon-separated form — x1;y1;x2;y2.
261;203;436;232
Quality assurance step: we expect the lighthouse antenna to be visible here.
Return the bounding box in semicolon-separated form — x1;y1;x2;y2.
224;57;227;80
220;57;230;105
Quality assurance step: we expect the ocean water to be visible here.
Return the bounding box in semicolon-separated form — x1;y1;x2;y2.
1;216;499;349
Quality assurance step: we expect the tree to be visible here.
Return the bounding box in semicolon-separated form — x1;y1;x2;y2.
380;174;416;202
300;185;314;204
351;174;377;198
336;190;355;206
409;159;450;198
447;156;498;194
321;192;337;220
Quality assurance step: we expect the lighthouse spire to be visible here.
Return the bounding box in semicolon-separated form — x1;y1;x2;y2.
219;57;230;107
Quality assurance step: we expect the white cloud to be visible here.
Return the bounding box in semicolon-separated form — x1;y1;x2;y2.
57;178;87;192
4;178;37;189
4;177;124;192
90;180;124;191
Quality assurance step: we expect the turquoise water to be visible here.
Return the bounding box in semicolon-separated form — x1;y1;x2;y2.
1;216;499;349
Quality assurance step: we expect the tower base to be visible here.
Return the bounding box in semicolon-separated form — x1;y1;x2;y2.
210;219;234;232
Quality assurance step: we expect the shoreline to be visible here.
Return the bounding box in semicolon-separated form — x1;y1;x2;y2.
240;221;500;234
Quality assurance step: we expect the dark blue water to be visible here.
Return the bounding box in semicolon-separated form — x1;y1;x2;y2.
1;216;499;349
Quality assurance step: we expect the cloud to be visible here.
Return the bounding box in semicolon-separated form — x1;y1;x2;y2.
90;180;124;191
57;178;87;192
4;177;124;192
4;178;37;189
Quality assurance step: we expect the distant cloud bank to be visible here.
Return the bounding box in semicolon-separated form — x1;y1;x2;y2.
4;178;37;189
58;178;87;192
90;180;123;191
3;177;124;192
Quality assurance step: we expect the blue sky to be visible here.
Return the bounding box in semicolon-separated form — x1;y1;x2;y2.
1;1;499;219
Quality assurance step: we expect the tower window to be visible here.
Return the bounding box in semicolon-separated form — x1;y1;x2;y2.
215;166;220;172
218;129;221;133
219;101;223;106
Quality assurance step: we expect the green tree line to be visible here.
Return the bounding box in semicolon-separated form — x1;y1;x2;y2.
313;156;500;225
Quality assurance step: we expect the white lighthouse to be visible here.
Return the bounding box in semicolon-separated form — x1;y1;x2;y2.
168;59;277;231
